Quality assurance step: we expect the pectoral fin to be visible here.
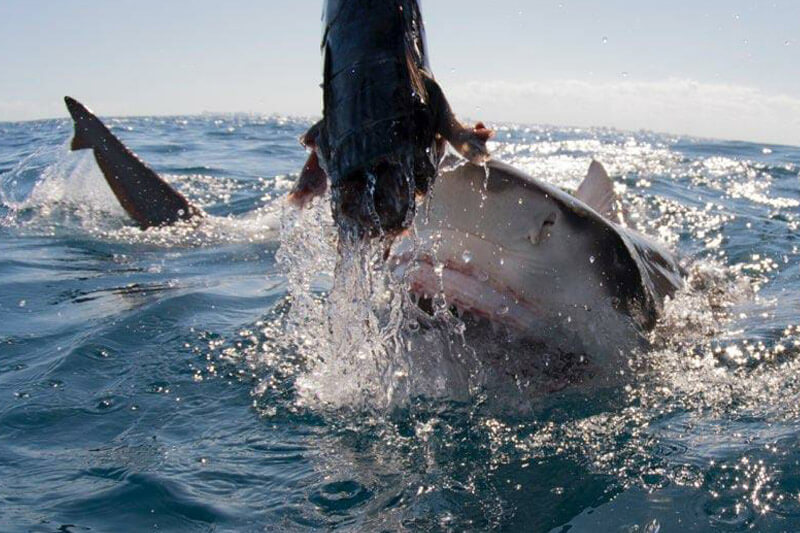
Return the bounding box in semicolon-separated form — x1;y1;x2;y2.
300;120;323;148
451;122;494;164
425;77;494;164
288;151;329;208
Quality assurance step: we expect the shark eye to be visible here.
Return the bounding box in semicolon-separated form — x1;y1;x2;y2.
528;212;557;245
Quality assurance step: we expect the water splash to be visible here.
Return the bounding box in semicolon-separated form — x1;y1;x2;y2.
1;147;283;247
273;195;415;410
5;116;800;529
255;126;800;528
270;186;493;411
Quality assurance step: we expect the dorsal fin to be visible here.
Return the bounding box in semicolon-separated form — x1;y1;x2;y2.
576;160;616;219
63;96;202;229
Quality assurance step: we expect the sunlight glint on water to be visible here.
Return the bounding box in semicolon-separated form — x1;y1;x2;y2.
1;115;799;531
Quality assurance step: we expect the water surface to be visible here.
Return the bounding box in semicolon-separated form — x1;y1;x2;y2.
1;115;799;531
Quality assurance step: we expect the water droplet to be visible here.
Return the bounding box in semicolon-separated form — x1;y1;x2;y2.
601;36;608;44
621;72;629;79
18;300;26;308
785;40;792;47
98;398;114;410
462;250;473;263
589;256;596;264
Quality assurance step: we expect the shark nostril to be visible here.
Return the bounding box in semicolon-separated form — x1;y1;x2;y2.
528;212;557;245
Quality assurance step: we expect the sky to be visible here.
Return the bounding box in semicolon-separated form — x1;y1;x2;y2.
1;1;799;146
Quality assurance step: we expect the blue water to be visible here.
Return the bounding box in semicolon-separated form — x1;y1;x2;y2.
1;114;799;532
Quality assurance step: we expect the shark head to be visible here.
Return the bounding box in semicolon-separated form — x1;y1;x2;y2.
392;159;683;351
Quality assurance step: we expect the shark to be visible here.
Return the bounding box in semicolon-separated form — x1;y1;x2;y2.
392;159;684;359
64;96;201;229
62;96;683;368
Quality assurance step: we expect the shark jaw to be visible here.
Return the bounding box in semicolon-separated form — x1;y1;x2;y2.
390;163;618;335
390;158;684;356
391;225;618;348
392;236;547;333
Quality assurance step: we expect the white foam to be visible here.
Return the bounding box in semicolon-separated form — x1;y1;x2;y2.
2;148;283;247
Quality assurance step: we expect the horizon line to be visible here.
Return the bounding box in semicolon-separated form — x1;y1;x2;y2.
2;110;797;151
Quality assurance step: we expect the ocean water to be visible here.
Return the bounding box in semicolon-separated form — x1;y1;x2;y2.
1;114;799;532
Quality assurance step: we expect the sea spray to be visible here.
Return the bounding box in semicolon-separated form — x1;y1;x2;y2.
275;189;488;411
277;196;418;410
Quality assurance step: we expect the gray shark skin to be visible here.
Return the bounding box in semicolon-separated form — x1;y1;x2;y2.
291;0;492;238
393;159;684;360
64;96;201;229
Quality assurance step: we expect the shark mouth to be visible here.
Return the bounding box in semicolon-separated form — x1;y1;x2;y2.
392;251;544;331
